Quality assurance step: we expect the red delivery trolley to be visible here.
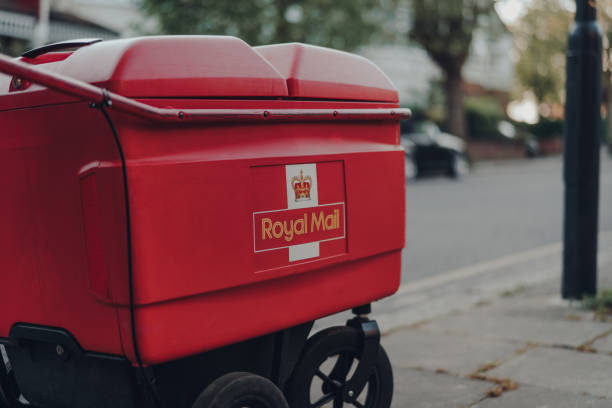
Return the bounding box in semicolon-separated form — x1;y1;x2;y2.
0;36;408;408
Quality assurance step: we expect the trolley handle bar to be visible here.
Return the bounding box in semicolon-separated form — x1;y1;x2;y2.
0;53;411;123
22;38;103;59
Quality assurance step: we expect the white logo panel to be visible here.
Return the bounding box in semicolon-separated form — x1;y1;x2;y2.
286;163;318;261
285;163;318;210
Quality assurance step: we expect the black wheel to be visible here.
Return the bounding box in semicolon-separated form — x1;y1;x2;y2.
448;153;469;178
192;372;289;408
286;326;393;408
0;388;7;408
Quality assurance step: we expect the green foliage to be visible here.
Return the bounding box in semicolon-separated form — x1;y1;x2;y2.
465;96;505;140
409;0;496;139
514;0;611;116
583;290;612;310
602;1;612;81
405;106;428;122
499;284;528;298
513;0;572;109
140;0;395;50
0;37;27;57
510;118;564;142
410;0;494;74
528;118;564;140
583;290;612;321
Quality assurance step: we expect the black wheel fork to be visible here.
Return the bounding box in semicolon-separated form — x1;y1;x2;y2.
0;343;23;408
320;304;381;407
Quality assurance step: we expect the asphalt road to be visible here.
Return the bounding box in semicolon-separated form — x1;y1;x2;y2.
401;151;612;283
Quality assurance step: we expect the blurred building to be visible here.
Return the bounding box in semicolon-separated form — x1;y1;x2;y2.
360;8;515;109
0;0;149;56
52;0;152;37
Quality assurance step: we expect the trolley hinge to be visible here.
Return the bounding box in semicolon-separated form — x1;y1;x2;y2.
343;317;381;402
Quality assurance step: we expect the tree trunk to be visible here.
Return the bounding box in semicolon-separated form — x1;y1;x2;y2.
444;72;467;140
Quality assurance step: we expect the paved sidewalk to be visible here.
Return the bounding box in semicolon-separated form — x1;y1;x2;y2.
383;249;612;407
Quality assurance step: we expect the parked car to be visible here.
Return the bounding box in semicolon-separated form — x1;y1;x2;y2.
401;120;469;180
525;135;541;158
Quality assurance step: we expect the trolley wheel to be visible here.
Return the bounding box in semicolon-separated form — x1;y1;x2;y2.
192;372;289;408
286;326;393;408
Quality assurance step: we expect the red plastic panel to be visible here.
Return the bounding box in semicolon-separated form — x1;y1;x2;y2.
253;204;345;251
127;99;400;362
0;36;289;104
116;102;404;307
0;38;402;112
256;43;399;102
80;175;109;300
0;103;127;355
0;56;84;111
251;161;346;269
135;251;401;364
0;96;403;364
61;36;289;98
21;52;72;65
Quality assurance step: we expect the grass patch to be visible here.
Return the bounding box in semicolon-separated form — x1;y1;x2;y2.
582;290;612;322
475;361;501;373
485;379;519;398
513;342;539;356
500;285;528;298
468;373;519;398
474;299;492;308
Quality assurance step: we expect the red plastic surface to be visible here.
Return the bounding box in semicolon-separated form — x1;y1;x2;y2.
256;43;399;102
21;52;72;65
136;251;401;363
0;97;404;363
0;36;289;101
72;36;289;98
0;103;128;356
0;37;401;107
0;51;409;122
0;37;405;365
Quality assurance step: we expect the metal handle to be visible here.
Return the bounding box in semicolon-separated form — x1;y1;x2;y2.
22;38;102;59
0;52;411;124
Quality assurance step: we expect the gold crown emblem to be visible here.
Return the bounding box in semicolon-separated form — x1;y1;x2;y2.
291;170;312;201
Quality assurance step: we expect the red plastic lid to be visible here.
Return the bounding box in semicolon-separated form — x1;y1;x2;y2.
2;37;399;103
256;43;398;103
57;36;289;98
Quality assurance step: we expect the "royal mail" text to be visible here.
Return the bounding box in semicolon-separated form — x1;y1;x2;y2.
261;209;341;242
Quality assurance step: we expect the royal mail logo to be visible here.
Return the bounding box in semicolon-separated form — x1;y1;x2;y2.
291;170;312;202
252;163;345;262
253;203;345;253
261;207;340;241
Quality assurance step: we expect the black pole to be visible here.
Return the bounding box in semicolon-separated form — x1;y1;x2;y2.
562;0;603;299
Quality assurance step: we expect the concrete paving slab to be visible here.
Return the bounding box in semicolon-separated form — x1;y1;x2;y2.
593;332;612;354
421;306;612;347
592;332;612;354
485;296;596;322
487;347;612;398
476;384;612;408
392;366;490;408
383;329;521;376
